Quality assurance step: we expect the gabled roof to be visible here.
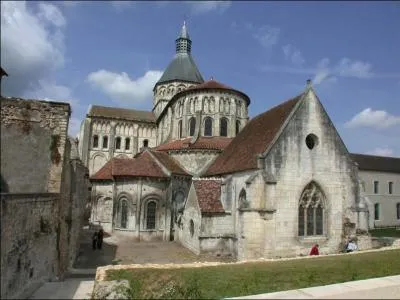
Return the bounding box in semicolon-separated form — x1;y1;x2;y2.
90;150;189;180
350;153;400;173
88;105;155;123
193;180;224;213
155;137;233;152
149;150;188;175
204;93;303;176
156;53;204;86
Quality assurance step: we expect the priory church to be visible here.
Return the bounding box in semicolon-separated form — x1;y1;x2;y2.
78;22;374;260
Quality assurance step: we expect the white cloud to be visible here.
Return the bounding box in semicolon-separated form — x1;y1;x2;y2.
1;1;66;95
87;70;163;103
282;44;305;66
345;108;400;130
336;58;373;79
367;147;394;157
253;25;280;49
185;1;231;14
68;117;82;138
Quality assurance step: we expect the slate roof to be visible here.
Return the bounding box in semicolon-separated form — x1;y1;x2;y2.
155;137;233;152
156;53;204;85
350;153;400;173
205;94;304;176
91;150;189;180
88;105;155;123
193;180;225;213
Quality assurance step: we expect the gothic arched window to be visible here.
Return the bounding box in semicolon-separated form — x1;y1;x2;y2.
204;117;213;136
189;117;196;136
298;182;325;237
146;201;157;230
119;199;128;229
93;135;99;148
236;120;240;136
125;138;130;150
239;188;248;208
178;120;183;138
220;118;228;137
115;137;121;150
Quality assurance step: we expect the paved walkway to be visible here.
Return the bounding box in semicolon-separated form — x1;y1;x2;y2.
29;279;94;300
228;275;400;299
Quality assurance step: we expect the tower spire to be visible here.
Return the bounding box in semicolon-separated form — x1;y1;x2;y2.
176;21;191;54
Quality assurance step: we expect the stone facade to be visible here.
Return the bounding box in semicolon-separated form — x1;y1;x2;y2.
0;97;90;299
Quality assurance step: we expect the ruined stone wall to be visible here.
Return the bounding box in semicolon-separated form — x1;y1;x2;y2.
68;159;90;267
0;97;70;193
0;97;88;298
1;194;59;299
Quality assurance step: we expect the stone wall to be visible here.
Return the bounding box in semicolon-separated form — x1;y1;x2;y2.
0;193;60;299
90;178;171;241
169;151;219;176
1;97;70;193
0;97;89;298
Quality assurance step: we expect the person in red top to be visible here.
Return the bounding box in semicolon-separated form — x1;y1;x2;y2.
310;244;319;256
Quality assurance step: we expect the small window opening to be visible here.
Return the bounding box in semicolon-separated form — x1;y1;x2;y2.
115;137;121;150
125;138;130;150
305;134;318;150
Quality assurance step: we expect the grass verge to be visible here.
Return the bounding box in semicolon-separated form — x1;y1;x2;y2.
105;249;400;299
369;227;400;238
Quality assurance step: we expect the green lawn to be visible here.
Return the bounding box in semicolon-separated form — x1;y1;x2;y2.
369;227;400;238
105;249;400;299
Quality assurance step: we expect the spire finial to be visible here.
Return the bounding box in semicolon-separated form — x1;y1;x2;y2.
176;21;191;54
306;79;312;89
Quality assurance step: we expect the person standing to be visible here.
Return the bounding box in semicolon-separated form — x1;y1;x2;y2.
97;229;104;250
92;231;98;250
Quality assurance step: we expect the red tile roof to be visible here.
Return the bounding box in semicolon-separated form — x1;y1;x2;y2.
112;153;168;178
149;150;189;175
185;79;250;104
193;180;224;213
91;150;191;180
91;159;113;180
155;136;233;152
205;94;304;176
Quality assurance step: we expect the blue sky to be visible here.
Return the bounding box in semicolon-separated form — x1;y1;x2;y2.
1;1;399;156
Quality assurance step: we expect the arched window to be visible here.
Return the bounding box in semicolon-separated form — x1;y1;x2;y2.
143;139;149;148
189;117;196;136
178;120;183;138
204;117;213;136
146;201;157;230
125;138;130;150
102;136;108;149
374;203;380;220
298;182;325;236
220;118;228;137
115;137;121;150
236;120;240;136
239;188;248;208
93;135;99;148
119;199;128;229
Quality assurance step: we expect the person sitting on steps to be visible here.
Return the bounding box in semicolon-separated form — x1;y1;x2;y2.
309;244;319;256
